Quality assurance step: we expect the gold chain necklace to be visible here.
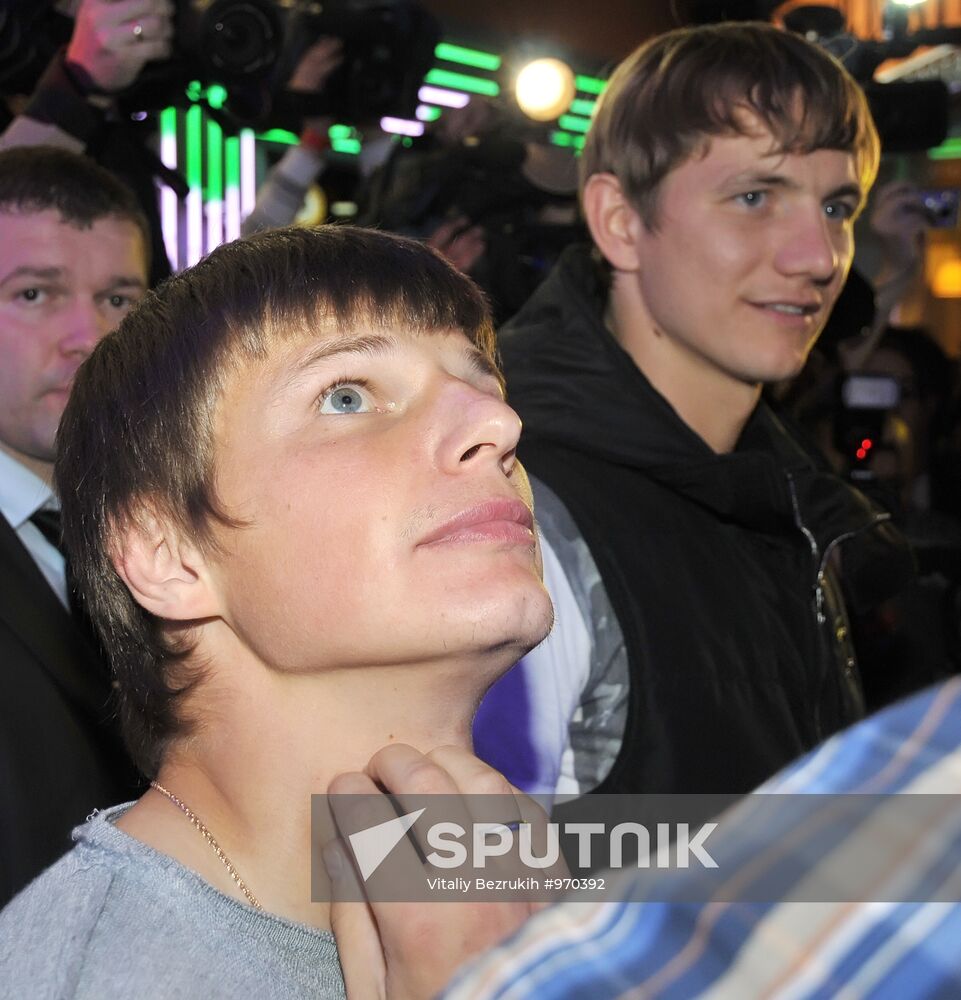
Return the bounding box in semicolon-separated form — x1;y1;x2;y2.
150;780;263;910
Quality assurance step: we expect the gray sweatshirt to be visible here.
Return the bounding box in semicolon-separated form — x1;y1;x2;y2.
0;804;345;999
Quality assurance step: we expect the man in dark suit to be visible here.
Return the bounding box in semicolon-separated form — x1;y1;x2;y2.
0;146;149;903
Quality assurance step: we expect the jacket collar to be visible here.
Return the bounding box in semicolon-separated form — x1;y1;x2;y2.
500;243;890;547
0;512;113;718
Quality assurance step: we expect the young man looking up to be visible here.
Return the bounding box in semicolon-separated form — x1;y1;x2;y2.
0;225;553;997
0;146;148;904
480;22;913;796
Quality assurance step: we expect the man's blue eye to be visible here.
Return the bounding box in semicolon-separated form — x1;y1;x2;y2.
332;389;361;412
320;384;370;414
825;202;855;221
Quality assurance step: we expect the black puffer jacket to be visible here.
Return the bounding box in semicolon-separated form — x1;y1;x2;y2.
500;246;915;794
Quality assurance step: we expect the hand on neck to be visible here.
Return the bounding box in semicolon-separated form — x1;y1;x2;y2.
116;649;494;929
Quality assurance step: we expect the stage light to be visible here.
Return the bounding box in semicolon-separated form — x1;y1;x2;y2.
418;85;470;109
889;0;928;7
425;68;499;97
515;58;576;122
380;117;425;137
932;258;961;297
295;185;327;227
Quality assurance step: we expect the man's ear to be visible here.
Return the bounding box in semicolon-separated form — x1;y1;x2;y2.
582;173;645;273
112;512;220;621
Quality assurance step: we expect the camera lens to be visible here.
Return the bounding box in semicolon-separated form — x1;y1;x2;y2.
203;1;281;76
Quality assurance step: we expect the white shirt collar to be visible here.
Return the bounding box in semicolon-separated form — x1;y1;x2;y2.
0;449;57;530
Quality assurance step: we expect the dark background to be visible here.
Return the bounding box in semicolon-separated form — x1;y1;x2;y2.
421;0;678;67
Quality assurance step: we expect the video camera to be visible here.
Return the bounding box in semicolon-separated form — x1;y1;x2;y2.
675;1;953;153
116;0;439;126
833;373;902;483
175;0;440;124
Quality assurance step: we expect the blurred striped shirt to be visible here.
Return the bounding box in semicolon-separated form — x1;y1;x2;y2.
443;677;961;1000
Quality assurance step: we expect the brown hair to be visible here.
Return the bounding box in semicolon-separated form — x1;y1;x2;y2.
581;22;880;227
55;224;498;777
0;145;151;269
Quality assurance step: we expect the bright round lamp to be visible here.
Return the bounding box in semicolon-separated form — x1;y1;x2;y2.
515;58;576;122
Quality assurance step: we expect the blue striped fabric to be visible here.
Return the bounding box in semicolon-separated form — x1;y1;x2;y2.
442;678;961;999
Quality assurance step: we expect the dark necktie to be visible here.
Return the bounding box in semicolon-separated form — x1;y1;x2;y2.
29;507;98;644
28;507;64;555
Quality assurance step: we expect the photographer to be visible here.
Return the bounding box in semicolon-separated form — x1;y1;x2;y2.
359;97;584;323
844;326;961;706
835;180;928;372
240;37;343;236
1;0;175;283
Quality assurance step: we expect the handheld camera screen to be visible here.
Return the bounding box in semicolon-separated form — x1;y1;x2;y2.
841;373;901;411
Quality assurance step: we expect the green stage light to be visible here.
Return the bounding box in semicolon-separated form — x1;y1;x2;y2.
928;137;961;160
558;114;590;134
207;85;228;110
435;42;501;71
575;74;606;95
425;68;499;97
185;105;203;189
206;119;223;200
256;128;299;145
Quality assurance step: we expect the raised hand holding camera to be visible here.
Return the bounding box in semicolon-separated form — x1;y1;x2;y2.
66;0;173;93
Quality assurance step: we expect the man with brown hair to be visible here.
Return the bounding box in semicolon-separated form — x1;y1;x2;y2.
0;224;552;997
0;145;148;904
480;21;913;798
327;26;928;1000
